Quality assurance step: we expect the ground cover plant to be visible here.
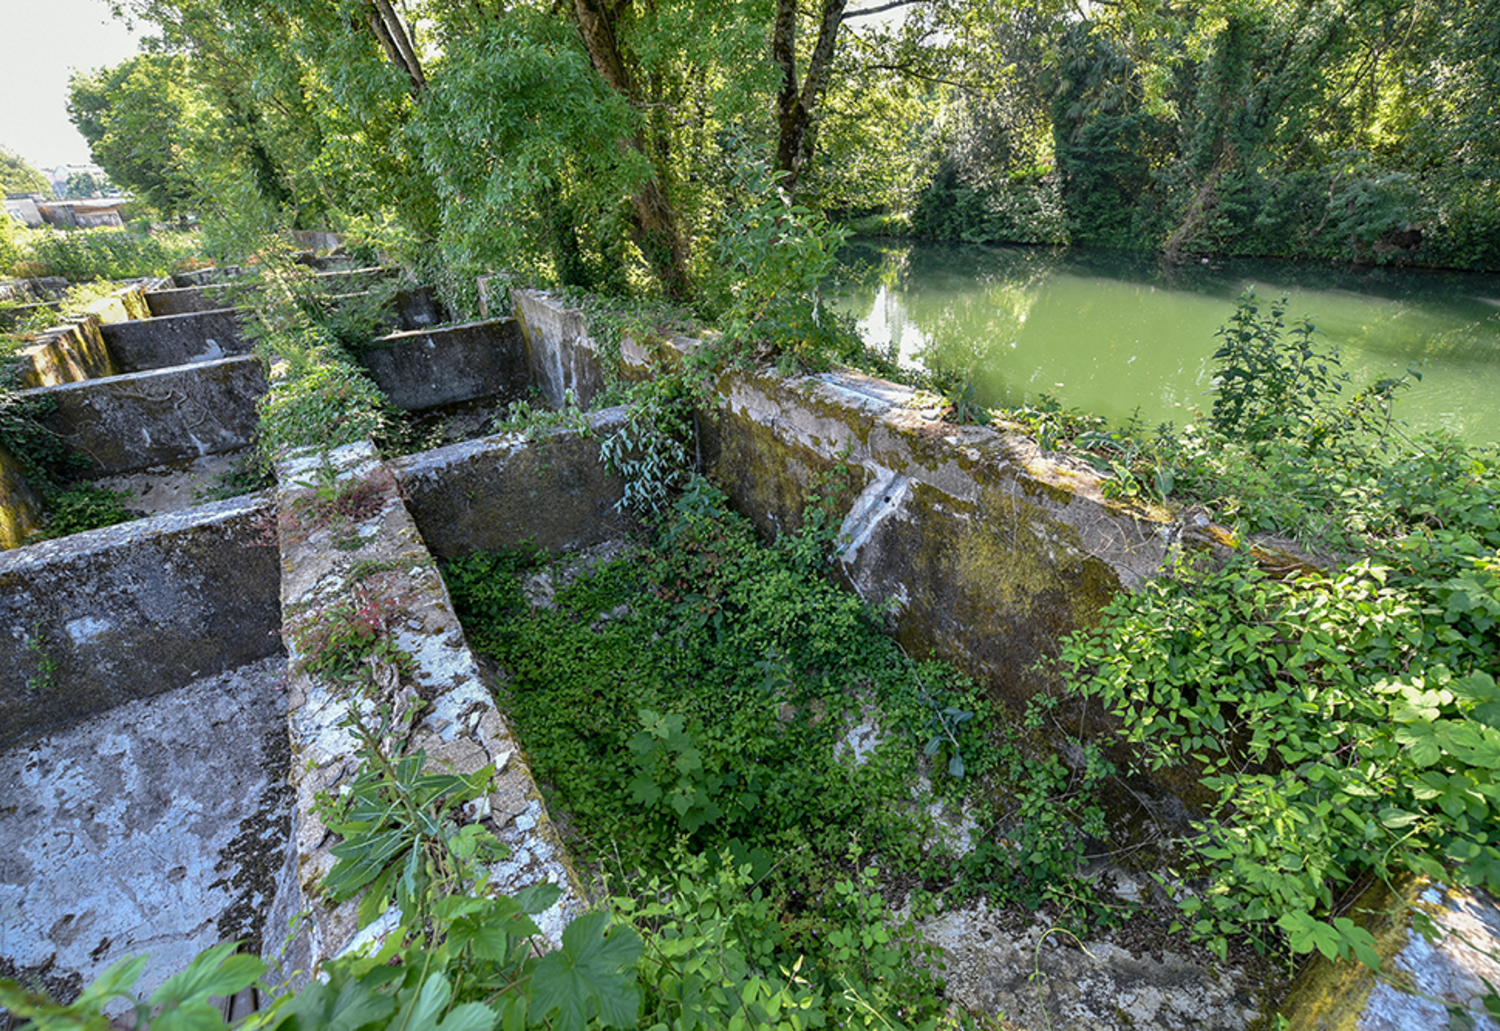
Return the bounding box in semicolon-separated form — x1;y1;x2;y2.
442;472;1004;1023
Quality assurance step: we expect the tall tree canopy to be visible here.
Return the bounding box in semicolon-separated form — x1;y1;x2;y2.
89;0;1500;285
67;54;197;218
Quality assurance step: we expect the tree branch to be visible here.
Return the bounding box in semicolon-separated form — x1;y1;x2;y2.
842;0;926;20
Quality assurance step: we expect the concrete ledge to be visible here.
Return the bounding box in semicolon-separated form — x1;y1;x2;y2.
360;318;531;411
13;315;120;388
0;492;282;748
144;284;235;317
21;356;266;475
395;408;632;558
270;443;583;984
102;308;247;371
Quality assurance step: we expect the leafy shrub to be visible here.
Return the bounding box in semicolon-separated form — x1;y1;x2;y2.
11;227;200;281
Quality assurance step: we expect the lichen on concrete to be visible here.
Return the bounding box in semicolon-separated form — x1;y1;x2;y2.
272;440;584;986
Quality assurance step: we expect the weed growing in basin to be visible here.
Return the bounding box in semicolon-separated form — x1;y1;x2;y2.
490;387;590;440
316;705;509;930
441;469;1143;1018
35;484;133;539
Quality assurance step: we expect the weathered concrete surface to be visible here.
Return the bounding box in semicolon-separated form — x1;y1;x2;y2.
102;308;247;371
359;318;531;411
0;276;68;303
82;283;151;325
1281;879;1500;1031
144;284;236;317
0;443;44;549
391;286;443;330
512;292;614;409
21;356;265;476
922;901;1266;1030
0;493;281;748
511;290;1169;709
172;267;242;288
90;450;262;518
0;657;290;1011
270;442;583;986
395;408;631;558
13;316;121;388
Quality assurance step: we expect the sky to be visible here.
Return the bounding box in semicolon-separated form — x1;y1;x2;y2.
0;0;145;171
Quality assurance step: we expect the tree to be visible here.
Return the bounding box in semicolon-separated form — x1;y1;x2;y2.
67;55;197;218
63;171;110;199
0;147;50;196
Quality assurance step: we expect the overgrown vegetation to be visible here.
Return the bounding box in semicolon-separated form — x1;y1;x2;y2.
2;226;203;282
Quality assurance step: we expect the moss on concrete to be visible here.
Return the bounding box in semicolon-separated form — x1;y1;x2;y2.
0;444;44;549
1275;877;1419;1031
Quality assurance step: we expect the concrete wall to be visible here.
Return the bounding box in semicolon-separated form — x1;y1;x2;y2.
396;408;632;558
360;318;531;411
511;290;1171;710
511;294;614;409
0;492;282;749
102;308;246;371
144;285;236;317
13;315;120;388
269;443;582;985
21;356;266;475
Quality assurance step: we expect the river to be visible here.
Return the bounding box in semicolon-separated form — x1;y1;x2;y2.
836;240;1500;445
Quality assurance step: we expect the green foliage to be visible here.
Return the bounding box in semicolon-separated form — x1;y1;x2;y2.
598;377;697;514
491;389;591;441
1207;291;1346;449
317;730;506;931
1057;443;1500;962
703;161;865;373
68;55;198;219
37;484;134;539
0;146;50;195
258;361;391;453
443;477;997;987
10;228;196;282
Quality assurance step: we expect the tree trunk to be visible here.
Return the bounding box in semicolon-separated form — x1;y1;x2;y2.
572;0;694;301
774;0;849;199
368;0;427;94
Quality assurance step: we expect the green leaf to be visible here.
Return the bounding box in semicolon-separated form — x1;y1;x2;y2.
515;881;565;915
74;954;149;1010
150;943;262;1007
1277;911;1342;959
530;912;643;1031
152;1001;227;1031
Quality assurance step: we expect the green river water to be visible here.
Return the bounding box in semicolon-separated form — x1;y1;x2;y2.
837;240;1500;445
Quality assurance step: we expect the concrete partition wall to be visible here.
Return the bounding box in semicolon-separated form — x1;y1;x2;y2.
360;318;531;411
0;493;282;749
102;309;247;371
21;355;266;475
396;408;632;557
269;443;582;986
512;290;1172;708
13;315;120;388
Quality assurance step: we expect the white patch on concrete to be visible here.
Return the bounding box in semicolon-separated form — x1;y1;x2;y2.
837;466;911;563
64;615;111;645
